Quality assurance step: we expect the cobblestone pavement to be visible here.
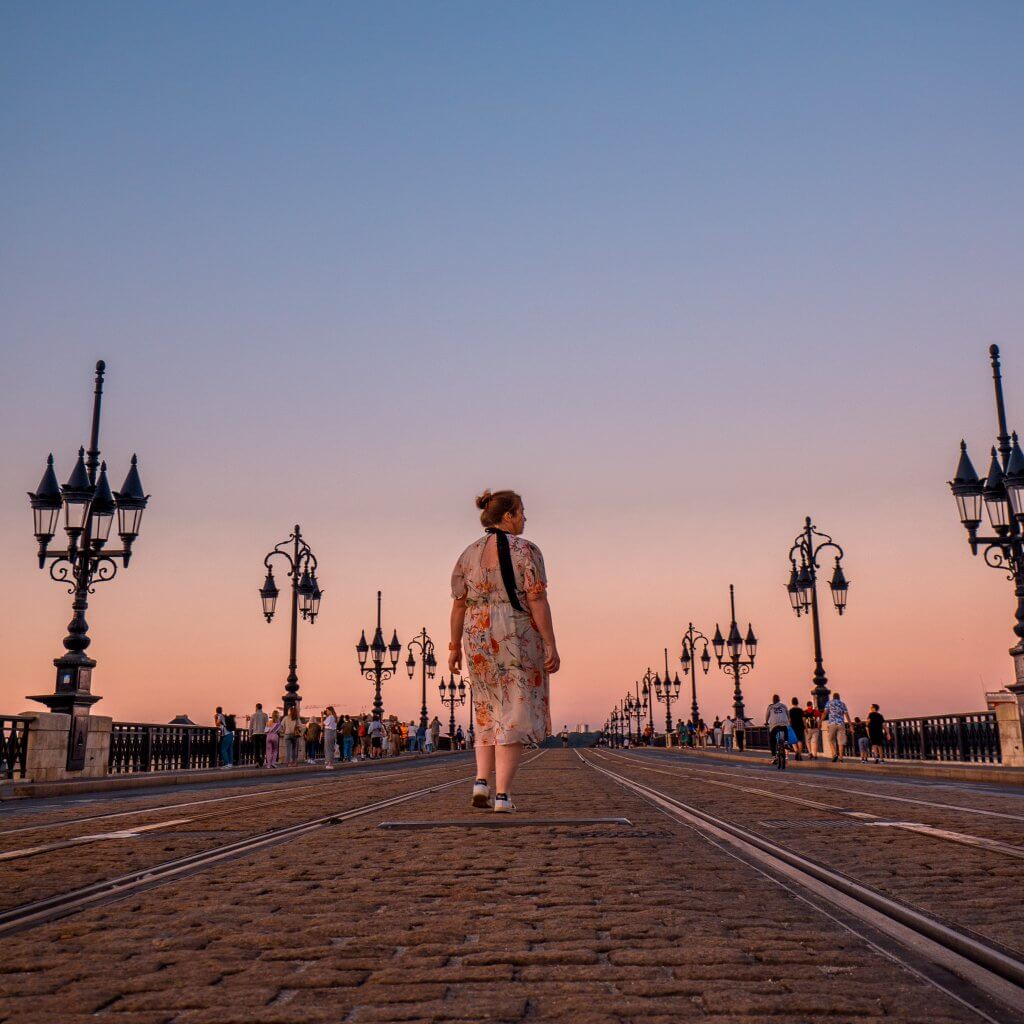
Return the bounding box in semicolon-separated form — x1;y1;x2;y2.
0;749;997;1024
0;758;474;914
600;749;1024;953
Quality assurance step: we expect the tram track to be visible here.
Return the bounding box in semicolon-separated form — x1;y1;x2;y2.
630;749;1024;822
579;750;1024;1023
0;766;476;937
0;755;470;843
598;750;1024;857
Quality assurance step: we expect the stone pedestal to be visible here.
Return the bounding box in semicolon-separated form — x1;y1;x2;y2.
988;691;1024;767
19;712;112;781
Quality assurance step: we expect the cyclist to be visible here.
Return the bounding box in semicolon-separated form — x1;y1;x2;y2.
765;694;790;767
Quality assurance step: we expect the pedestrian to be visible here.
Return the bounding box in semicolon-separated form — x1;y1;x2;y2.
733;715;747;752
804;701;821;759
722;715;735;751
643;722;653;746
265;709;282;768
368;716;383;758
358;716;370;759
823;691;851;761
429;715;441;753
340;715;355;762
854;717;870;762
250;702;268;767
281;706;301;765
322;706;337;769
215;706;234;769
455;724;465;750
697;719;708;748
560;726;569;748
304;716;322;762
712;717;723;747
788;697;805;761
407;720;419;753
765;694;790;765
867;703;887;763
450;489;558;813
416;720;427;752
389;719;401;757
424;724;435;754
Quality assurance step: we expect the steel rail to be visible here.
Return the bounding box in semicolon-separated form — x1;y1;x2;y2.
0;756;470;840
580;751;1024;1020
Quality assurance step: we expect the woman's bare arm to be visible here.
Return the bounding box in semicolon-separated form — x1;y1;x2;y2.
527;591;560;673
449;596;467;673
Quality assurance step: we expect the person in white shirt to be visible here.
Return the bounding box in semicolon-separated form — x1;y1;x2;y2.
765;695;790;765
250;703;268;767
722;715;735;751
322;707;338;769
368;717;384;759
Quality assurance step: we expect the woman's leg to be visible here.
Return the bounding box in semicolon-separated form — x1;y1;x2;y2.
475;742;495;781
495;743;523;796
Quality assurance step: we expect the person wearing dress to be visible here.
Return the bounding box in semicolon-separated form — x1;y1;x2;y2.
449;489;559;813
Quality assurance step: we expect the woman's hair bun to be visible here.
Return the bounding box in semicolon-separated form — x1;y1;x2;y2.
475;490;493;510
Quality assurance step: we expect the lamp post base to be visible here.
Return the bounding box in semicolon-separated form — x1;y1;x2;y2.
27;654;102;770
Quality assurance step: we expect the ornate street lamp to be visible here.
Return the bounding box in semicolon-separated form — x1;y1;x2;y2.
786;517;850;710
949;345;1024;695
439;672;466;747
356;591;401;722
652;648;682;742
259;525;322;712
640;667;657;737
27;361;150;771
680;623;711;726
406;627;437;733
714;584;757;725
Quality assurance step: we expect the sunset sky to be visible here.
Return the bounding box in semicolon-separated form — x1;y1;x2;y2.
2;2;1024;730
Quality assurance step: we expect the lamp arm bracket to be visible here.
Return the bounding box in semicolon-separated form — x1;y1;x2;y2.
982;543;1021;581
264;547;296;575
87;557;119;591
48;558;76;593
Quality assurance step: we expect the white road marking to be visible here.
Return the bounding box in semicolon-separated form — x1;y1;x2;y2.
0;818;194;862
604;751;1024;861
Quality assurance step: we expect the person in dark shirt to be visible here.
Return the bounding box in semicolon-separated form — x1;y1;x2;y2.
788;697;805;761
867;704;887;763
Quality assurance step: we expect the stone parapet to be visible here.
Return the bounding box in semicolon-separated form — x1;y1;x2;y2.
17;711;113;782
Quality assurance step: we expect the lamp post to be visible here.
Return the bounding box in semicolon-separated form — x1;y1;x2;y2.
405;628;437;732
439;673;466;747
624;691;639;745
950;345;1024;696
652;648;682;742
640;667;657;738
27;360;150;770
629;680;647;743
713;584;758;723
679;623;712;726
356;591;401;721
259;526;322;713
786;517;849;711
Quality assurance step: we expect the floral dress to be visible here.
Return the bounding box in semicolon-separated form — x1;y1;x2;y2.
451;534;551;746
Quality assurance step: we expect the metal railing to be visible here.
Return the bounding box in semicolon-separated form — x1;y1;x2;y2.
109;723;255;774
0;716;31;779
742;712;1002;764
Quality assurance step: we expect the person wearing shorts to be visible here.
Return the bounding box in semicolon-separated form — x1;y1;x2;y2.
822;693;851;761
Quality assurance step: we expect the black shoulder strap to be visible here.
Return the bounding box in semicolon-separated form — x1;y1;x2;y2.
485;528;525;611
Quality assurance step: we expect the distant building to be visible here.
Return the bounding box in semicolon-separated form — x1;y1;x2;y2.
168;714;195;726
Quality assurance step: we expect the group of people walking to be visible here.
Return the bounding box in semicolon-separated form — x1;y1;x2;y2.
763;693;889;763
213;706;464;769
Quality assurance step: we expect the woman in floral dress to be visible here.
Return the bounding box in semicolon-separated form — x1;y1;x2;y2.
449;490;560;813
